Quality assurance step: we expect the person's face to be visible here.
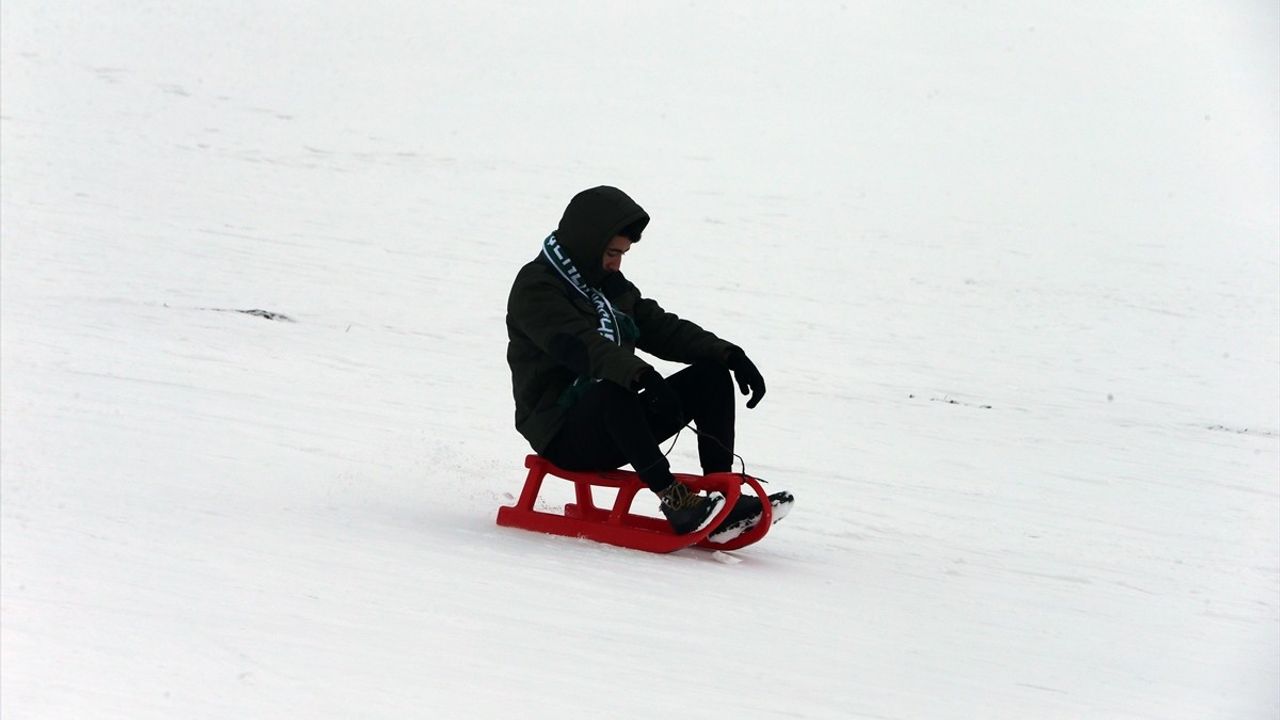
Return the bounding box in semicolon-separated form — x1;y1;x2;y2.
602;235;632;273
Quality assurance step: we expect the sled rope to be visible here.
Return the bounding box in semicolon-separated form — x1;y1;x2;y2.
662;423;755;481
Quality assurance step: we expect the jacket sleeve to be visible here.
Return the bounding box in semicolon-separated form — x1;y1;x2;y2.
508;271;651;389
631;292;734;365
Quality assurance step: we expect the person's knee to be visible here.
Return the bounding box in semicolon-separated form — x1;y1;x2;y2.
691;360;733;395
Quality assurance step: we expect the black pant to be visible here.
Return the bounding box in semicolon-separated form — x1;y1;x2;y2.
542;361;736;490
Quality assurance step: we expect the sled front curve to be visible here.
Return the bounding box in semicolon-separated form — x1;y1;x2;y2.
694;471;773;552
497;455;754;553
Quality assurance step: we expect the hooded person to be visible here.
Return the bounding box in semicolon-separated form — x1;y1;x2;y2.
505;185;792;537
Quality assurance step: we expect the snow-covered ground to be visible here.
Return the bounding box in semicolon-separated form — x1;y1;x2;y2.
2;2;1277;718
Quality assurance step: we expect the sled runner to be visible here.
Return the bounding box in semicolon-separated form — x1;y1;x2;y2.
496;454;774;553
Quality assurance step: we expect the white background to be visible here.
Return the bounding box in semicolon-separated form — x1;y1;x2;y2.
3;2;1277;718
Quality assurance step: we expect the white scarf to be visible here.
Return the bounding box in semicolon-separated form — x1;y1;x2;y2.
540;233;622;346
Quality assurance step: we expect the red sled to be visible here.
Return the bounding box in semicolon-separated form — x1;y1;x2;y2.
496;454;773;553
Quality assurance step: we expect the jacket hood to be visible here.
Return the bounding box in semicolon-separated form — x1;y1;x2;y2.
554;186;649;287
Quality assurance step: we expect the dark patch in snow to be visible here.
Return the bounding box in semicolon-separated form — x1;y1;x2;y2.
201;307;296;323
1207;425;1277;438
909;394;992;409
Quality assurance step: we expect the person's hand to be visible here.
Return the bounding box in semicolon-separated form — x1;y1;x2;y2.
635;369;684;426
726;347;766;408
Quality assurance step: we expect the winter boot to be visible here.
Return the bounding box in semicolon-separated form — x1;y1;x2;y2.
708;490;795;543
657;482;726;535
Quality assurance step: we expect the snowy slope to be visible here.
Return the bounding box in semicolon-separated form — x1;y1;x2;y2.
2;2;1278;718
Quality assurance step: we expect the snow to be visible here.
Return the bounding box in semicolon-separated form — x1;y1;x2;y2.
2;1;1277;718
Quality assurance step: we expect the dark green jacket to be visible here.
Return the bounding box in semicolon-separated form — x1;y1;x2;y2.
506;186;734;452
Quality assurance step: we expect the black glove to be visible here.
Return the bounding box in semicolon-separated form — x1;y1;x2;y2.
726;347;766;408
634;368;685;427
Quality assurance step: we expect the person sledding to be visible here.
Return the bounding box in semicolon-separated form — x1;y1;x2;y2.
505;185;793;539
